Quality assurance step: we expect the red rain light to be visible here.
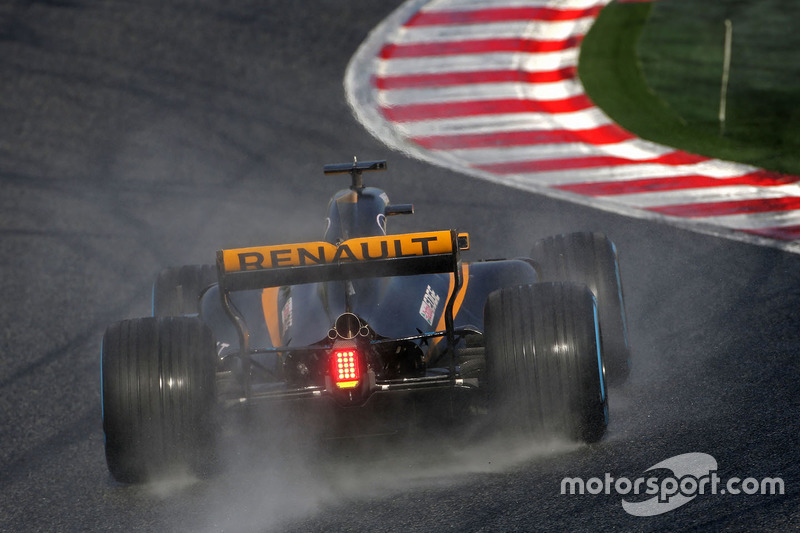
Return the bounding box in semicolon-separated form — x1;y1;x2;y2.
331;349;361;389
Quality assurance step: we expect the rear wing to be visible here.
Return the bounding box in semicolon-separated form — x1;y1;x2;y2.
217;230;470;292
216;229;470;374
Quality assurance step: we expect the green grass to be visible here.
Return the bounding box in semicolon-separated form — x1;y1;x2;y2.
579;1;800;176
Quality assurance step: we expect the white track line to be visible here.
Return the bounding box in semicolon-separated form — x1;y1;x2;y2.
392;19;597;44
378;80;584;106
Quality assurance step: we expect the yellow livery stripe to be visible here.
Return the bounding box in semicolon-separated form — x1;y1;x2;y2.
261;287;282;347
426;262;470;361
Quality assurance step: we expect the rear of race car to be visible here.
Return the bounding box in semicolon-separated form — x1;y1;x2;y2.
100;159;616;483
211;230;486;427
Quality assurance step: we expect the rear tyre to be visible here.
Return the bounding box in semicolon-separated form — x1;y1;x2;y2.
101;316;217;483
531;232;630;384
152;264;217;316
484;283;607;443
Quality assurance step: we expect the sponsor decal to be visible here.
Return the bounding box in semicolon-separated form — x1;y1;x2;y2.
419;285;440;326
221;231;455;273
281;297;293;334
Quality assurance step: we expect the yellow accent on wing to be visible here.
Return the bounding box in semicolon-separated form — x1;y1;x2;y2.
426;262;470;361
222;242;335;272
261;287;282;347
220;230;459;273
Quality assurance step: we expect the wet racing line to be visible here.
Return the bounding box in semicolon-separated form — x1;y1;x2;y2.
345;0;800;253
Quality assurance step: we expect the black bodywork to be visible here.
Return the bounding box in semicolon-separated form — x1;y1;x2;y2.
201;160;536;418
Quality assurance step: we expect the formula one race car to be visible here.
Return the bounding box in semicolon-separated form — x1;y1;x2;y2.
101;159;630;483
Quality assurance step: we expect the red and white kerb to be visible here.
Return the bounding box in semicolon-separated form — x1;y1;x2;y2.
346;0;800;251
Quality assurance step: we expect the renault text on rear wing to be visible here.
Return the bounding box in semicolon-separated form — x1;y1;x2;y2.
217;230;470;291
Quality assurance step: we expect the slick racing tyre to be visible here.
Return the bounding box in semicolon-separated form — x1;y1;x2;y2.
153;264;217;316
101;316;216;483
484;283;607;443
531;232;631;385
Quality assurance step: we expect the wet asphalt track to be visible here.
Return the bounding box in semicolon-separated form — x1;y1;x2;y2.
1;1;799;531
